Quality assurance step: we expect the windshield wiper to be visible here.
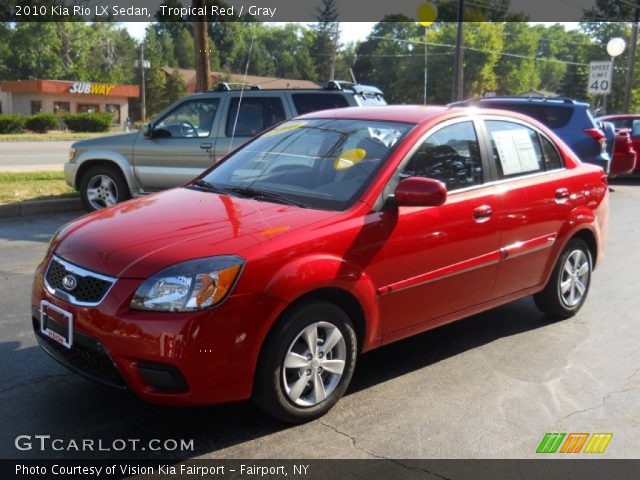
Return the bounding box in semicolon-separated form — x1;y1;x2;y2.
189;179;234;195
226;186;307;208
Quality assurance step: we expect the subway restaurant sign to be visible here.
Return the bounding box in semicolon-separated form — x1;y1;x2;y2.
68;82;116;95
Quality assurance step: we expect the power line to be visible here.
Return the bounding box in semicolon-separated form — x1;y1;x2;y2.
368;35;591;66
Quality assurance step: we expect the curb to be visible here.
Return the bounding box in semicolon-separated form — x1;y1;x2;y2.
0;197;82;219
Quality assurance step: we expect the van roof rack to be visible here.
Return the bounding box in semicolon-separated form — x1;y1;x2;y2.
212;82;261;92
324;80;383;96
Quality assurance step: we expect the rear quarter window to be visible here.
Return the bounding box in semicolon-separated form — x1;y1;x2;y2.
291;94;349;115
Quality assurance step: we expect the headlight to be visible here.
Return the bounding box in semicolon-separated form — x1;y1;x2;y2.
68;146;76;161
130;256;244;312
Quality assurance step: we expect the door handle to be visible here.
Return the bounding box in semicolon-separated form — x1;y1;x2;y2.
200;143;213;150
555;187;570;201
473;205;493;223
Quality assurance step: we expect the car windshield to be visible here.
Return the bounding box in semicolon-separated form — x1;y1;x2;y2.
197;118;414;210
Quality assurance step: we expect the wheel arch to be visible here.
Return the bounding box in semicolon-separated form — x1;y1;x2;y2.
74;154;138;196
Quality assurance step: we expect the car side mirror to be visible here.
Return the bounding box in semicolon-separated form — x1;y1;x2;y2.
393;177;447;207
141;123;153;138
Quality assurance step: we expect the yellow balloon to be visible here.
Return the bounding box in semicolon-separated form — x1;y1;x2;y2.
334;148;367;170
417;2;438;26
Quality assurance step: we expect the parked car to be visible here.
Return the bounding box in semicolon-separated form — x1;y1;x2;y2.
65;81;387;212
34;105;608;423
598;114;640;174
451;96;611;173
609;128;637;177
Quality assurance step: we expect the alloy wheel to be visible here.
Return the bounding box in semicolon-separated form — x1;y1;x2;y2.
282;321;346;407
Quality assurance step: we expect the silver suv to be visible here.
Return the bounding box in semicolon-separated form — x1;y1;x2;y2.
65;81;386;211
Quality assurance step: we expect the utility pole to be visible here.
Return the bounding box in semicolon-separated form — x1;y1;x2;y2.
136;44;149;122
193;0;210;92
141;45;146;122
452;0;465;102
329;22;339;81
624;1;640;112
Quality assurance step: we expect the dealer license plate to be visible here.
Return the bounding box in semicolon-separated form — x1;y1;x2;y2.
40;300;73;349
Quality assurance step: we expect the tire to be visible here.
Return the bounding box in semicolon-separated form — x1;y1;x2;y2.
253;300;357;423
79;165;131;212
534;238;593;319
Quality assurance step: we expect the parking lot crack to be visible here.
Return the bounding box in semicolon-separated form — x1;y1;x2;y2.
317;420;453;479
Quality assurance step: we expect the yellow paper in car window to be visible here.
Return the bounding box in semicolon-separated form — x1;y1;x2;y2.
264;121;307;137
334;148;367;170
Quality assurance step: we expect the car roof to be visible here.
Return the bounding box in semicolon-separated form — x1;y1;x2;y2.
297;105;558;127
451;96;591;108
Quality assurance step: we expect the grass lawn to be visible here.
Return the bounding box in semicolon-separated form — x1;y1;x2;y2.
0;171;77;204
0;131;114;142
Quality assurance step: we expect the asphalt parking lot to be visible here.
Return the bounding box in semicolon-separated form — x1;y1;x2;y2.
1;179;639;460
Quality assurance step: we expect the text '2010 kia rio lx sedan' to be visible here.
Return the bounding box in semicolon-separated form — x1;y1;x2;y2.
32;106;608;423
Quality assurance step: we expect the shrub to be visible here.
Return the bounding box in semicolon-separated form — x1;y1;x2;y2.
0;114;26;134
63;112;113;132
25;113;60;133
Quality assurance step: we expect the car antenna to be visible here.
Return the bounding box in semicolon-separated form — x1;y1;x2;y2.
228;23;257;154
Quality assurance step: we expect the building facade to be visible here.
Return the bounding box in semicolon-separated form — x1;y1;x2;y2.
0;79;140;128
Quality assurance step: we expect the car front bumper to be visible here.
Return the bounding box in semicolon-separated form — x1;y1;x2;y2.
63;162;78;189
31;256;285;406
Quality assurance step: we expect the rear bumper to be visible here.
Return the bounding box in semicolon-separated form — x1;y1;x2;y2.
610;152;637;176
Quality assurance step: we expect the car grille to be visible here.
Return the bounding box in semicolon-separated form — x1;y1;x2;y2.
33;316;126;389
44;256;115;306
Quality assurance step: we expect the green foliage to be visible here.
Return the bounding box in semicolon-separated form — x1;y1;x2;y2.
63;113;114;132
311;0;339;81
164;69;188;105
25;113;60;133
0;114;26;134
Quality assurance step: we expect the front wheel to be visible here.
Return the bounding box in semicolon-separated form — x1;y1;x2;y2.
253;301;357;423
79;165;131;212
534;238;592;319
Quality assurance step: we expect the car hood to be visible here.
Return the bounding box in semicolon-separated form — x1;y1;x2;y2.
74;132;138;149
53;188;340;278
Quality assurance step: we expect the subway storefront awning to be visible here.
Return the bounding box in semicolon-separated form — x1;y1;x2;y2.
1;79;139;97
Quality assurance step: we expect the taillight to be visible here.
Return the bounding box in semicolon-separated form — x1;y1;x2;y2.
584;128;606;152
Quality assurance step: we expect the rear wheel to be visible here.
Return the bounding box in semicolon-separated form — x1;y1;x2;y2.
253;301;357;423
79;165;131;212
534;238;592;319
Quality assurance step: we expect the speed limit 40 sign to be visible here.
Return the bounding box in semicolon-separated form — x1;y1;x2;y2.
588;60;613;94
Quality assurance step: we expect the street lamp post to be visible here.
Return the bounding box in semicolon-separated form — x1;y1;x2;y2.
417;2;437;105
605;37;626;114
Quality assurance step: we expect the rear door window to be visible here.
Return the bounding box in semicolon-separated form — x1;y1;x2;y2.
485;120;545;178
226;97;286;137
292;94;349;115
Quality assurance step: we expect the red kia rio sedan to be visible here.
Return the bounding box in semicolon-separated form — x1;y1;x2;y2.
32;106;608;423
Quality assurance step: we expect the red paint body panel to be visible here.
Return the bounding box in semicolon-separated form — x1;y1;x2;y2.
32;105;608;406
600;115;640;174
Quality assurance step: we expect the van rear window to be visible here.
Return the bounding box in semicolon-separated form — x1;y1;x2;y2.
487;103;574;129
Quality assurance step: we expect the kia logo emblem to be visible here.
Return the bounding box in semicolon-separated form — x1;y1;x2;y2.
62;275;78;291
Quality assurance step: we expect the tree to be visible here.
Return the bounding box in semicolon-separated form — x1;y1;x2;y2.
164;68;187;104
310;0;339;81
174;26;196;69
494;22;540;94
